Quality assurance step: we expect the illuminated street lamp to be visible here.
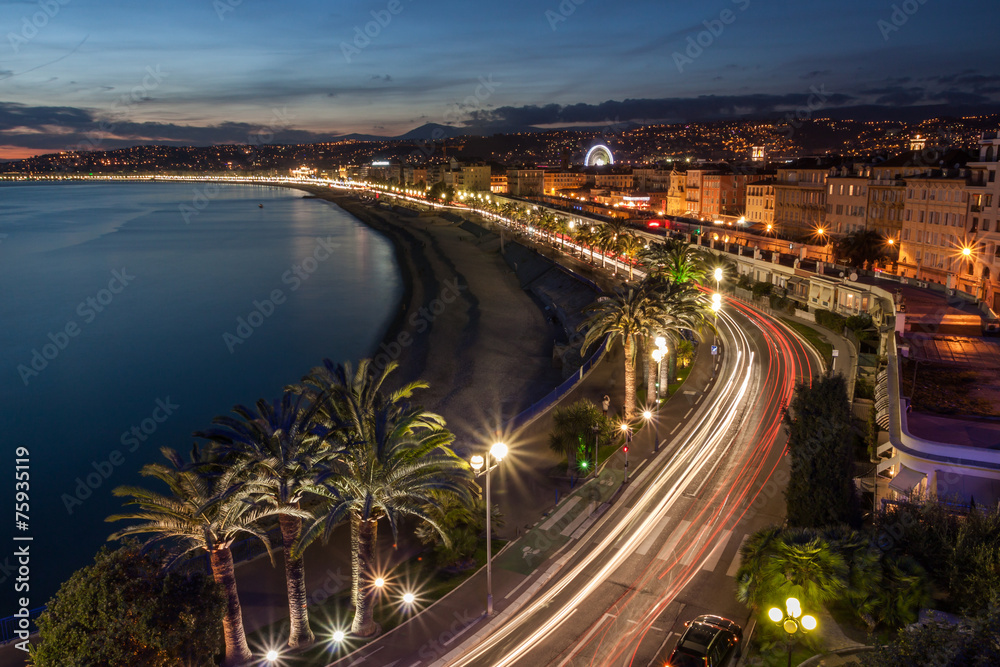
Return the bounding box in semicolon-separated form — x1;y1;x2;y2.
469;441;508;616
768;597;817;667
620;422;632;483
642;408;660;454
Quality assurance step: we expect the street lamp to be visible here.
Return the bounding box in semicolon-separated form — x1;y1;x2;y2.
768;597;817;667
619;422;632;483
469;441;508;616
643;408;660;453
651;348;665;402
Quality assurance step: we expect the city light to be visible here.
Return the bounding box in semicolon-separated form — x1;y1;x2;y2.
402;592;416;605
331;629;346;643
265;649;279;662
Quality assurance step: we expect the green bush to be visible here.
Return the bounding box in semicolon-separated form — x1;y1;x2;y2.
846;313;873;332
736;274;754;290
751;280;774;298
815;309;847;332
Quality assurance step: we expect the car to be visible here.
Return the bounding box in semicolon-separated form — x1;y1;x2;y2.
661;614;742;667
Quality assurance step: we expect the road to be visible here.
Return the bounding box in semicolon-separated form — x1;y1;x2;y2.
447;296;820;667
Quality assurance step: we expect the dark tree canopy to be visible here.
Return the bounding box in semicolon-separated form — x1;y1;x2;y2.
29;542;224;667
784;375;861;528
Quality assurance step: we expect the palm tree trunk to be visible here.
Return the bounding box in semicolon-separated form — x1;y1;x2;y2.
351;514;380;637
623;337;636;419
280;512;314;647
210;547;253;667
646;336;656;404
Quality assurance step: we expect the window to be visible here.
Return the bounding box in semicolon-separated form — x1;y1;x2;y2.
984;220;992;232
903;228;910;240
917;230;923;242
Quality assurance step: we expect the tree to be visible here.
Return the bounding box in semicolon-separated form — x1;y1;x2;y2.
414;492;504;567
860;599;1000;667
575;225;598;263
427;181;454;203
298;361;474;637
29;542;225;667
618;233;644;282
580;277;709;419
835;229;893;271
653;239;708;285
107;448;299;667
549;399;611;476
736;526;847;612
195;391;328;648
784;375;861;529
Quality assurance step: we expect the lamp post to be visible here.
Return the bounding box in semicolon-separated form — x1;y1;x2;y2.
714;266;723;294
619;422;631;483
654;336;667;402
768;597;817;667
643;409;659;454
591;424;600;476
711;292;722;376
469;441;508;616
652;348;665;403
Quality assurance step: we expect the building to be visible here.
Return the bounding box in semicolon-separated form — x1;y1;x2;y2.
701;172;746;218
964;131;1000;310
592;168;635;191
632;166;671;193
666;166;687;217
450;163;491;192
745;180;775;228
507;168;544;196
543;169;587;195
825;166;869;236
773;159;835;237
684;168;710;217
490;172;508;194
897;168;973;286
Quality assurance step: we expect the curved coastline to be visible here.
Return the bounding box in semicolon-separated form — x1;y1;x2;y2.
289;183;568;446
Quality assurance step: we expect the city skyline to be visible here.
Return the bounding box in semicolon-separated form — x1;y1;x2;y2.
3;0;1000;159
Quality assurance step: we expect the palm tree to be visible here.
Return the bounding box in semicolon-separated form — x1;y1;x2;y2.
836;229;892;271
579;281;666;419
618;233;644;282
297;360;473;637
575;226;598;263
195;391;328;648
660;239;709;285
549;399;608;476
108;448;302;667
735;526;847;612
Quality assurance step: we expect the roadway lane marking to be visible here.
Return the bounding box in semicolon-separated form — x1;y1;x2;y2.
684;408;693;418
615;511;651;550
556;613;615;667
631;459;648;476
725;534;750;578
504;574;531;600
679;524;711;566
561;501;596;537
696;394;704;404
539;496;580;531
669;423;680;435
442;616;480;646
625;619;665;631
347;646;383;665
655;520;692;561
637;512;675;556
701;529;732;572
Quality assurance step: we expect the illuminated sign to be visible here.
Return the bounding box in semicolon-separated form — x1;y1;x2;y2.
371;161;391;166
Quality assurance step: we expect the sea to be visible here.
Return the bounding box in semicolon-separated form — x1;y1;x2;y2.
0;181;403;617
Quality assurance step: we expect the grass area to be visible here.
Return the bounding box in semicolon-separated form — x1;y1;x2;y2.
248;539;505;663
667;365;693;397
780;317;834;367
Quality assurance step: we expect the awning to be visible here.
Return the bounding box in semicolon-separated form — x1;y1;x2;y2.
889;466;927;494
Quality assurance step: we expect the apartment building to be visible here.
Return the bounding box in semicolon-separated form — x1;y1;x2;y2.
897;169;972;286
507;168;544;196
543;169;587;195
826;166;869;236
633;166;671;192
773;159;835;236
745;180;775;228
666;167;687;217
592;169;635;191
965;131;1000;310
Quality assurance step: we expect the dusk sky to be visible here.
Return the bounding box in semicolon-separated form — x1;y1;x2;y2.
2;0;999;158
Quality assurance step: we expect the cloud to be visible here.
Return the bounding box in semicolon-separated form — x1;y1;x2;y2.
801;70;832;79
0;101;341;152
464;93;858;128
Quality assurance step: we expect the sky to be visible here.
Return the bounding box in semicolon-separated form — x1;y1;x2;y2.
2;0;1000;159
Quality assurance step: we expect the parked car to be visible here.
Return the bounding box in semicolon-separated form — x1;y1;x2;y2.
660;614;742;667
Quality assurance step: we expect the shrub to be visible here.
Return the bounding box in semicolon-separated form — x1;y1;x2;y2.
815;309;847;332
751;280;773;299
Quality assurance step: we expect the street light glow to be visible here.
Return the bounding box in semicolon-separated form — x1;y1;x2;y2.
373;577;385;588
768;607;783;623
642;410;652;420
490;441;508;461
266;649;279;662
331;630;346;643
402;592;416;604
714;267;724;282
470;454;484;472
802;615;817;631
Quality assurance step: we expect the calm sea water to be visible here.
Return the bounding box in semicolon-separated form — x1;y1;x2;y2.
0;182;402;614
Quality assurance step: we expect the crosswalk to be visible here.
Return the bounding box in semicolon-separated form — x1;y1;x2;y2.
623;517;749;577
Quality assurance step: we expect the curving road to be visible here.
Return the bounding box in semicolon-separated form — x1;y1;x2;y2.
448;297;820;667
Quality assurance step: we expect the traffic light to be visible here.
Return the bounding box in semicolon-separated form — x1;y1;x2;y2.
623;445;629;454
